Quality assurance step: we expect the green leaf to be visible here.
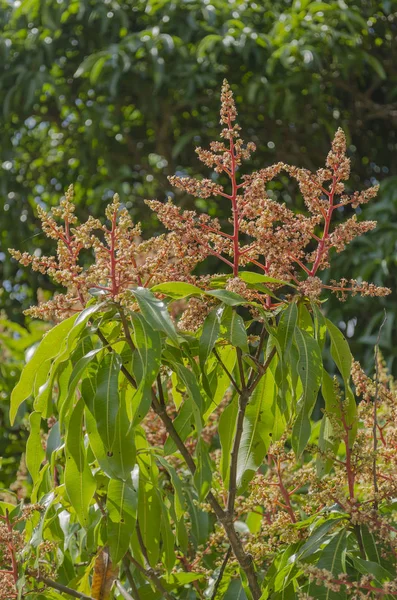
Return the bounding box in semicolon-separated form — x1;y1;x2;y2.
26;412;45;484
93;352;121;452
291;328;323;457
130;312;162;425
150;281;202;299
221;306;249;352
278;303;298;353
219;395;238;486
194;439;212;501
64;399;96;527
138;483;161;567
90;55;108;85
107;474;138;563
237;366;277;491
174;363;204;435
224;579;248;600
33;302;104;416
326;320;352;383
204;345;236;420
317;370;340;477
199;309;221;370
312;303;327;351
160;503;176;573
350;556;394;584
131;287;179;344
206;289;247;306
306;531;347;599
59;348;102;427
239;270;293;287
326;319;357;445
163;399;195;455
157;458;186;520
298;516;346;560
10;314;78;424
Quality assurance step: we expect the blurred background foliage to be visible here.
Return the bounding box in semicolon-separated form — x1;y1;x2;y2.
0;0;396;383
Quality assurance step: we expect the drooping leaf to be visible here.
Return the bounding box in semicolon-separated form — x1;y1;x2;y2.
163;399;195;456
194;439;212;501
131;287;179;344
157;458;186;520
291;328;323;457
150;281;202;299
219;395;238;486
107;476;138;563
221;306;249;352
237;366;277;491
326;319;352;383
93;352;121;452
199;309;221;370
10;314;78;424
64;399;96;527
129;312;162;424
138;483;161;567
26;411;45;484
91;547;119;600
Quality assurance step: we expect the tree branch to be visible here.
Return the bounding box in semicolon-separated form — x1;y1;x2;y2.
126;551;175;600
31;575;95;600
210;546;232;600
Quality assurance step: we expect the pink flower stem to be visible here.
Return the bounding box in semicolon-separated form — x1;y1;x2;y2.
309;176;338;277
227;116;240;277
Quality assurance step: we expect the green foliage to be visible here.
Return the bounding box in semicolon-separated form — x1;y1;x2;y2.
3;281;396;599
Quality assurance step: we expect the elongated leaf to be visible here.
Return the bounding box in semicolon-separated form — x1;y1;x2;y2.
93;353;121;452
278;303;298;353
131;287;178;344
138;483;161;567
219;395;238;485
206;289;247;306
350;556;394;584
91;547;118;600
26;412;45;484
194;439;212;501
64;399;96;527
326;319;357;444
107;477;138;563
312;303;327;351
163;399;195;455
204;345;236;420
150;281;202;299
237;367;277;491
292;328;323;456
33;302;104;416
160;503;176;573
157;458;186;520
306;531;347;599
59;348;102;427
326;320;352;382
298;516;346;560
10;314;78;423
174;363;203;435
221;306;249;352
130;312;161;425
317;370;340;476
239;271;293;287
199;309;221;370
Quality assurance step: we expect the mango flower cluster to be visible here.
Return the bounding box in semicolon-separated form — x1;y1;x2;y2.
9;81;390;322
